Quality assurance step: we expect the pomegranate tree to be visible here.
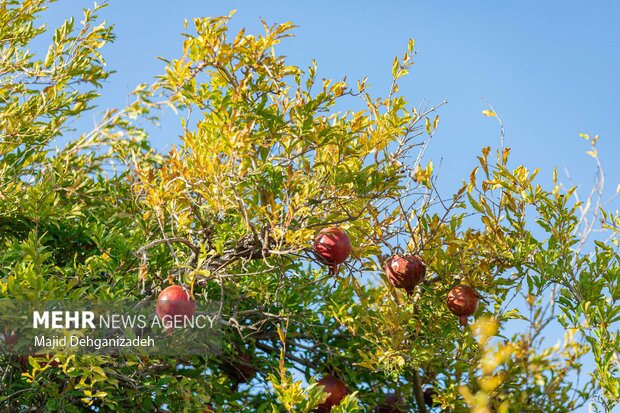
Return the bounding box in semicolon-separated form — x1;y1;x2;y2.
156;284;196;328
313;227;351;274
446;284;479;326
316;375;349;412
384;254;426;293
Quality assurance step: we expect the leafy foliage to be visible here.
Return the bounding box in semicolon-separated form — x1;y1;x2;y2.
0;2;618;412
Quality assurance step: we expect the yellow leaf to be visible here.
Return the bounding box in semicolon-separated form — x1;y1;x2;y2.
407;38;415;54
480;375;503;392
391;56;399;77
482;109;496;117
502;147;510;165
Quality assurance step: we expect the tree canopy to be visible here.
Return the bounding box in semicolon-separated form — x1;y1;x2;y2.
0;2;618;412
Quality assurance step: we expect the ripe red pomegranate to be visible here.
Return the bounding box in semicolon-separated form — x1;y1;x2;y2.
4;330;18;346
385;254;426;293
156;285;196;328
447;284;479;326
316;375;349;412
376;392;406;413
222;349;257;385
424;388;439;408
314;228;351;273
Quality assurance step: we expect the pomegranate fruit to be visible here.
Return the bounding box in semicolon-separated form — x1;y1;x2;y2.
4;330;18;346
316;375;349;412
156;285;196;328
447;284;479;326
314;228;351;273
222;350;257;385
385;254;426;293
376;392;406;413
424;388;439;408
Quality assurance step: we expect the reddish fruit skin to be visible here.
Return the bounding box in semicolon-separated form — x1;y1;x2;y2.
156;285;196;327
314;228;351;267
222;348;257;386
4;330;18;346
447;284;479;326
424;388;439;408
385;254;426;293
225;351;257;384
316;375;349;412
376;393;406;413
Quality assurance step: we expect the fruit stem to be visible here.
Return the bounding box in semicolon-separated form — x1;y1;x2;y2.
459;315;468;326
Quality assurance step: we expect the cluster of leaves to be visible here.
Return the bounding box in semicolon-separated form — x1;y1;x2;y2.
0;2;618;412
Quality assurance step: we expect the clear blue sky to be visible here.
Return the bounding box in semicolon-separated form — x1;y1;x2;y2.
46;0;620;198
43;1;620;411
